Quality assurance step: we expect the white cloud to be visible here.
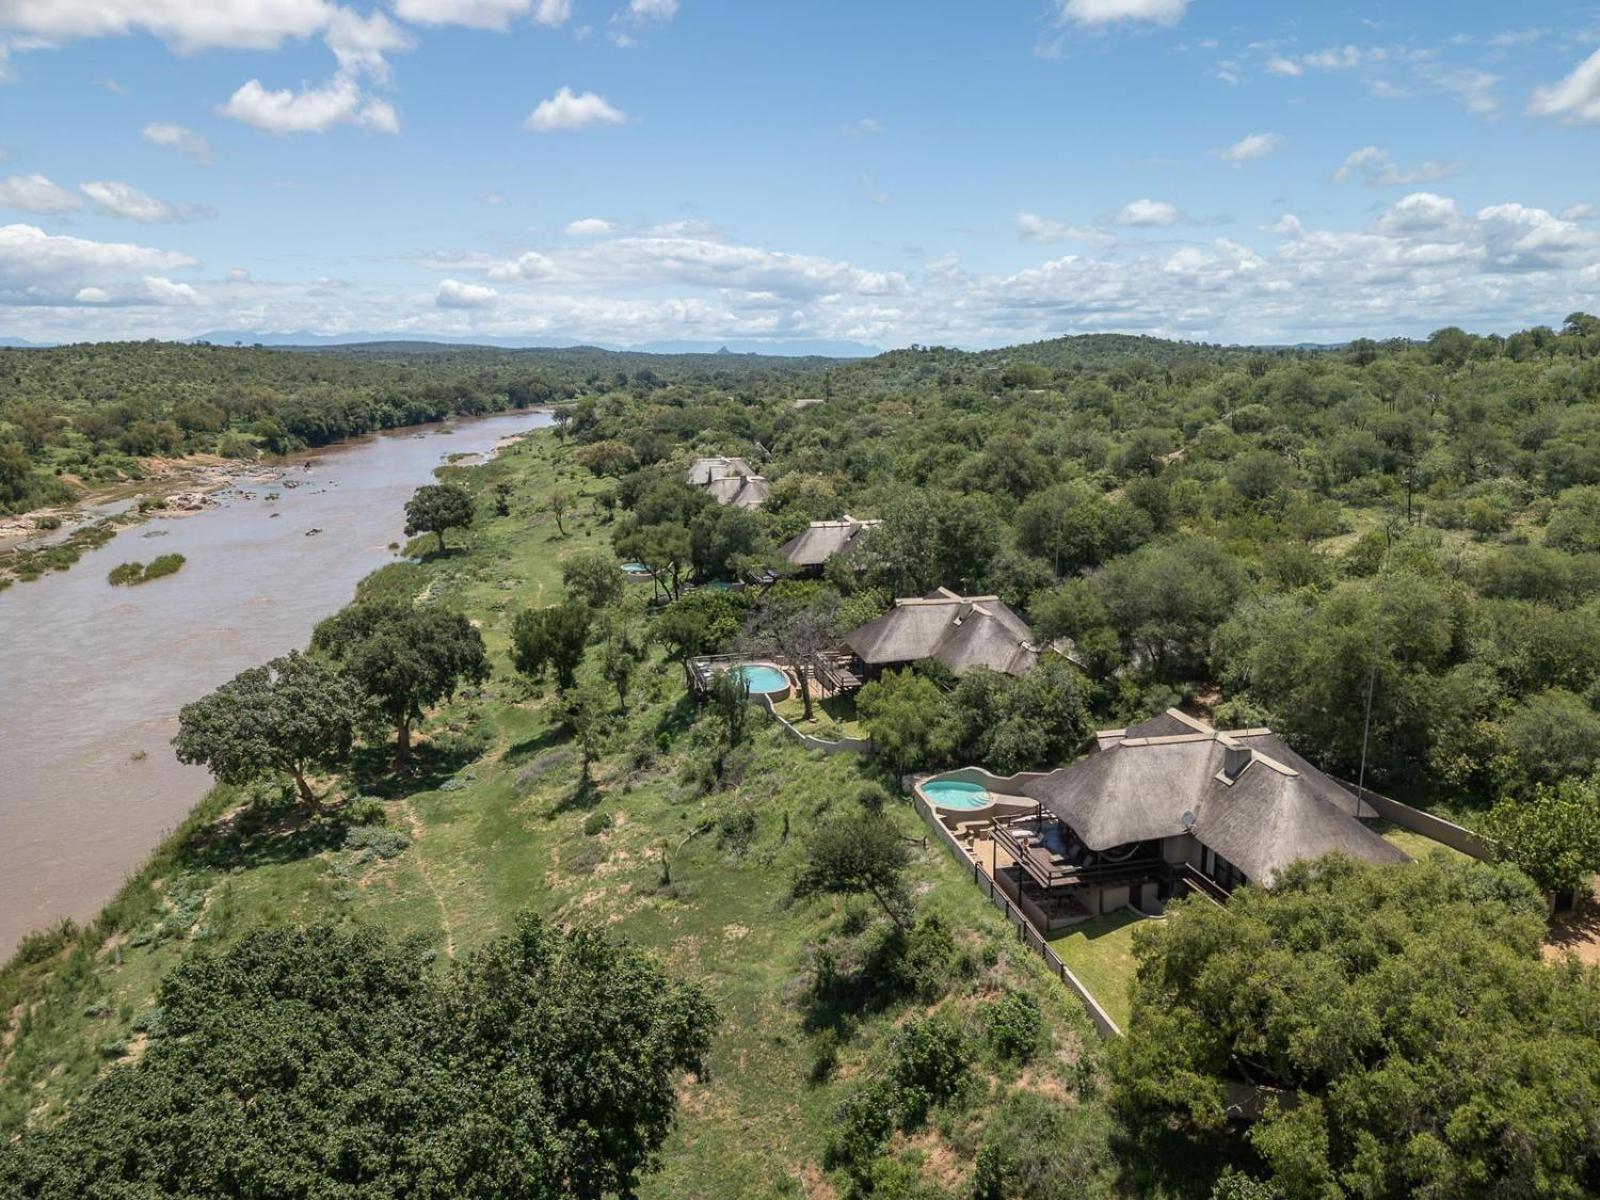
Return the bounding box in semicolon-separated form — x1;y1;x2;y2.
0;0;336;52
323;8;410;80
1016;212;1114;245
1265;56;1302;76
0;173;82;213
1562;204;1600;222
81;180;178;222
1375;191;1460;235
1529;48;1600;125
1334;146;1461;186
435;278;498;307
565;217;613;236
486;251;555;281
524;87;627;132
73;286;109;303
0;222;196;305
1421;64;1499;115
1055;0;1187;27
1214;132;1284;164
626;0;677;19
1114;197;1182;227
220;75;399;134
142;122;212;163
389;0;519;29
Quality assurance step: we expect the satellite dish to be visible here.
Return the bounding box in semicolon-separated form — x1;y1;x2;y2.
1181;810;1196;831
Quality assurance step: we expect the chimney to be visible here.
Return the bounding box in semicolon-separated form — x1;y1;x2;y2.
1222;740;1252;779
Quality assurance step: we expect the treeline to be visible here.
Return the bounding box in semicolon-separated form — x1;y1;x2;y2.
0;342;577;513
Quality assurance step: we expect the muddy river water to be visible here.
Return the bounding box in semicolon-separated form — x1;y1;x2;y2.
0;409;554;958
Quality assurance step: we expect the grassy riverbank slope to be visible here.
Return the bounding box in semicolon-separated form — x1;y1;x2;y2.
0;428;1109;1199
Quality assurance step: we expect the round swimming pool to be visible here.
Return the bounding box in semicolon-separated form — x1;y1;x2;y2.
923;779;992;810
736;664;791;695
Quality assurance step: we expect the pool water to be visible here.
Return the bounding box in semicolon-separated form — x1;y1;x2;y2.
737;664;791;695
923;779;992;810
620;562;652;575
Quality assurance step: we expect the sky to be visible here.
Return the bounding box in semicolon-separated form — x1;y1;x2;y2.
0;0;1598;352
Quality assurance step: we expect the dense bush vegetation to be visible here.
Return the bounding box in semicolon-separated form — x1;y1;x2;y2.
0;917;716;1199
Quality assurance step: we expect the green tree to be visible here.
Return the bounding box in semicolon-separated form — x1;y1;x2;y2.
743;582;839;721
793;813;913;930
562;548;624;608
312;601;489;760
511;599;592;692
857;668;951;777
1111;854;1600;1200
1483;776;1600;896
172;650;357;810
0;918;716;1200
596;606;648;712
542;486;577;536
404;481;475;554
653;589;749;684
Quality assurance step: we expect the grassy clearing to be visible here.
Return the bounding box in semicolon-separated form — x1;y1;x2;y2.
772;692;867;740
1048;908;1145;1030
0;429;1105;1198
1379;824;1471;863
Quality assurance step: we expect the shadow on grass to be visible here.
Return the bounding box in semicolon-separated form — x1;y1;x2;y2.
347;740;482;801
177;796;348;873
799;915;955;1035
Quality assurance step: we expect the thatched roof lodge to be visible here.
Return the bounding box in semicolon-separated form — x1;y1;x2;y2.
778;515;881;573
844;587;1039;677
685;456;769;510
949;708;1408;931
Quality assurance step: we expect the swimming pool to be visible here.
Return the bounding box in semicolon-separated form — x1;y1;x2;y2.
736;664;791;695
922;779;992;810
620;561;653;576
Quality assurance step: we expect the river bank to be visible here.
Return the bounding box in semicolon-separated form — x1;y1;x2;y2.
0;409;554;958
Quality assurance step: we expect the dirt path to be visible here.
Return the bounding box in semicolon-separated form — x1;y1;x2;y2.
1545;878;1600;965
396;800;456;961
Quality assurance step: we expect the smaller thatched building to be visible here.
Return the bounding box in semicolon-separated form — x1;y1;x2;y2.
685;456;769;509
844;587;1039;677
778;515;881;575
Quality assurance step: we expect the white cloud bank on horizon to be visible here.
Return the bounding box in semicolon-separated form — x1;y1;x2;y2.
5;193;1600;349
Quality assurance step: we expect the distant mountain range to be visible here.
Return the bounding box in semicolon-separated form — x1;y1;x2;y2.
185;330;885;358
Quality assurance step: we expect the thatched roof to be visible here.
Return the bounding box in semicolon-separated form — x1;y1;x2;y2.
705;474;770;509
1021;709;1407;886
779;516;882;567
844;587;1038;676
685;456;756;486
687;456;769;509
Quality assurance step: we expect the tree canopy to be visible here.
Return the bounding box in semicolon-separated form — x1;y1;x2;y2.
1111;854;1600;1200
0;917;716;1200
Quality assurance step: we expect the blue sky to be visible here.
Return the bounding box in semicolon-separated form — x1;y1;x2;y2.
1;0;1598;350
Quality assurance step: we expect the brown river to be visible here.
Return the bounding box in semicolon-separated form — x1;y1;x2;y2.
0;409;554;958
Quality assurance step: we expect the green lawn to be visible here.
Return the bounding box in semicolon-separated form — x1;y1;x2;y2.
1379;823;1471;863
771;691;867;740
1048;908;1145;1031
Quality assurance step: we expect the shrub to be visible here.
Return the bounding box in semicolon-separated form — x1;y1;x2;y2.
342;825;410;860
809;1028;842;1084
855;782;890;814
582;810;613;837
887;1016;969;1125
984;990;1044;1064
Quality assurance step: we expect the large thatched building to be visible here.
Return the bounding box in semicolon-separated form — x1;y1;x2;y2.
778;515;881;575
953;708;1408;930
685;456;769;510
843;587;1039;677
